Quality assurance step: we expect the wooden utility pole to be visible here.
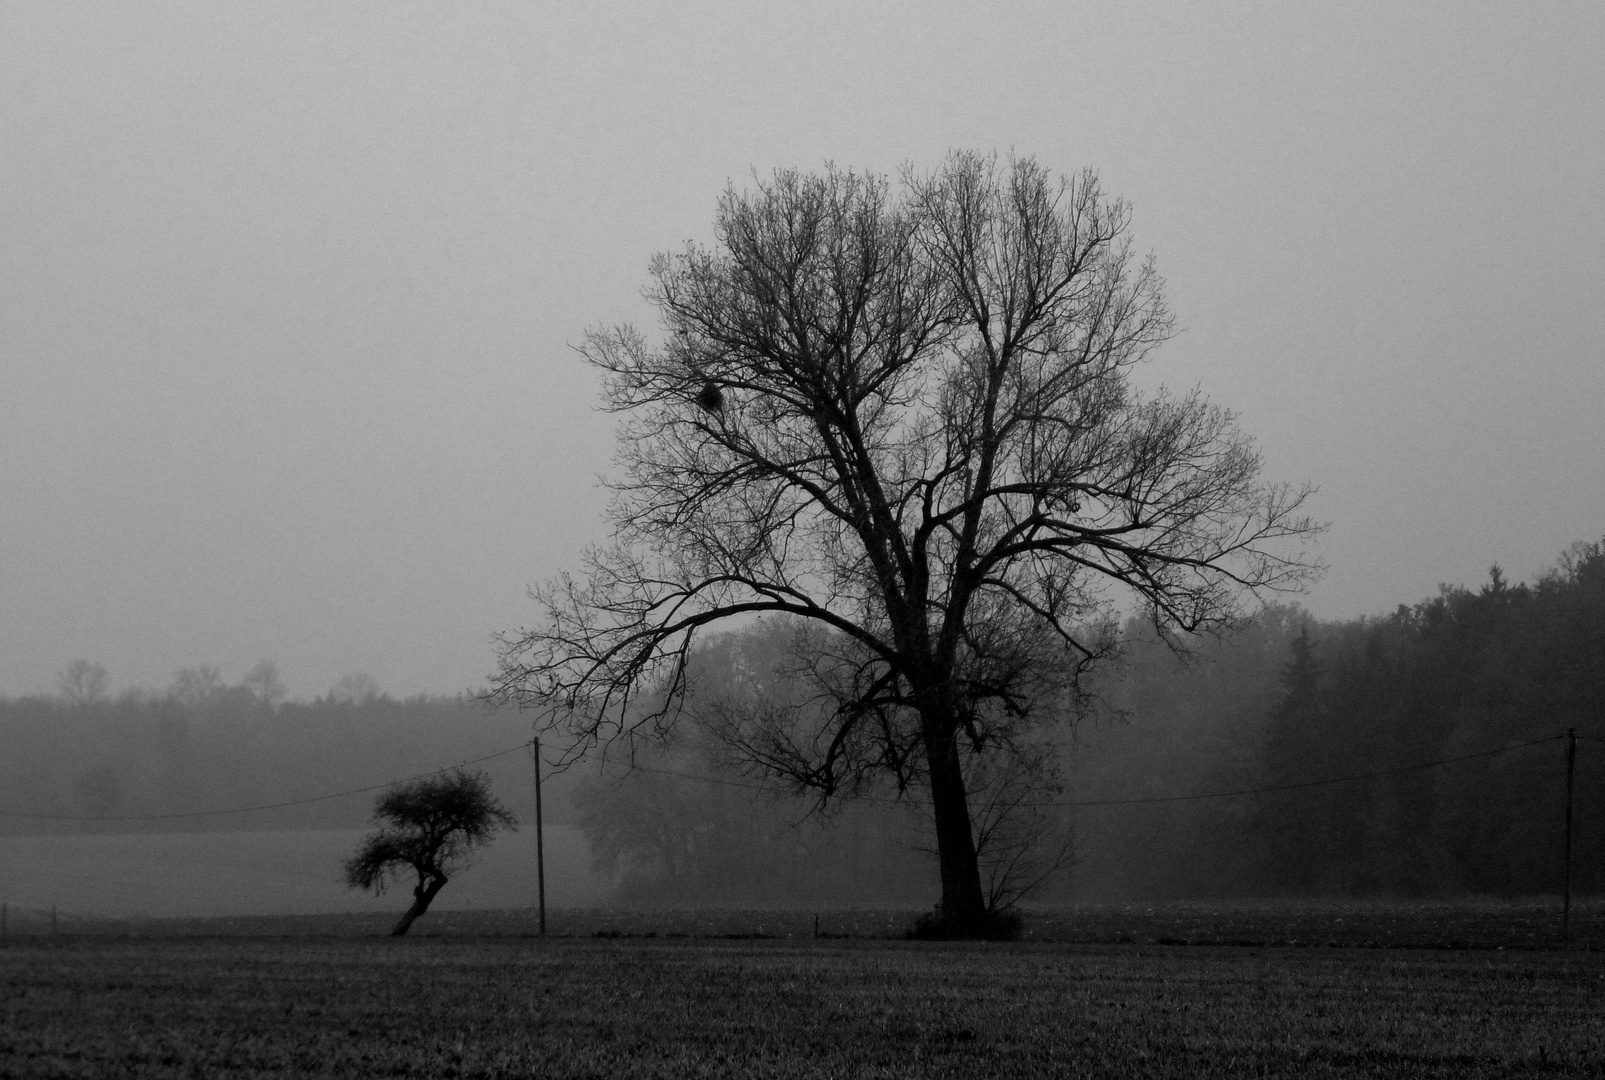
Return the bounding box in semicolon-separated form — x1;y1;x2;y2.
533;736;547;937
1563;727;1576;943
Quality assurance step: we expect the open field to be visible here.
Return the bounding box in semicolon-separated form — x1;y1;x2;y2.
0;825;605;919
6;898;1603;950
3;904;1605;1078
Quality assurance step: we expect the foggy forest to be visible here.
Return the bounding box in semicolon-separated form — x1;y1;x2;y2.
7;537;1600;909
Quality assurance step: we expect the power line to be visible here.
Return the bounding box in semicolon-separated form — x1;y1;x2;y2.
0;741;533;822
622;731;1566;808
1059;734;1565;807
1;730;1583;824
615;733;1570;810
629;761;771;792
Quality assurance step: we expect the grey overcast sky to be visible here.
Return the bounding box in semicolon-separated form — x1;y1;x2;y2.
3;2;1601;699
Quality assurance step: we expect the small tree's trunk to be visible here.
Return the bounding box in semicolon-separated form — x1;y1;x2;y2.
924;721;989;935
390;873;448;937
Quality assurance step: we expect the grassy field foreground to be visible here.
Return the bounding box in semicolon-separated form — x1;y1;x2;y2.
12;897;1604;949
4;932;1604;1078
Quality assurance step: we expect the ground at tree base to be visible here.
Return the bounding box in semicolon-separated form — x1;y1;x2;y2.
10;899;1601;950
3;903;1603;1078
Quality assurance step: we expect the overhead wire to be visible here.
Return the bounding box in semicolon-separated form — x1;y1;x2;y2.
1058;733;1565;807
612;733;1572;809
0;730;1585;824
0;741;534;822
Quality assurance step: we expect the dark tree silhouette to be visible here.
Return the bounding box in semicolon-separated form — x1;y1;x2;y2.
1252;621;1329;892
494;151;1318;936
343;769;515;936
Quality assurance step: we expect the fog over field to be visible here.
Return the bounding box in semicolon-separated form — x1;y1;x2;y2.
4;2;1602;700
3;6;1603;935
0;827;602;919
5;565;1602;918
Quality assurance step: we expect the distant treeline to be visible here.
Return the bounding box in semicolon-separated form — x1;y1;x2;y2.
563;539;1605;905
1074;539;1605;899
0;674;539;836
8;539;1601;903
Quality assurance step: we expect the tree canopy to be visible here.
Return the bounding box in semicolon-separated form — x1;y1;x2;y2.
344;769;516;936
496;151;1317;935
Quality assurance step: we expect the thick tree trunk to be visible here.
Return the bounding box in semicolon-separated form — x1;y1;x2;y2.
923;723;989;935
390;874;448;937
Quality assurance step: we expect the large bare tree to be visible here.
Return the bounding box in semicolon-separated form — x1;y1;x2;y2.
494;152;1317;936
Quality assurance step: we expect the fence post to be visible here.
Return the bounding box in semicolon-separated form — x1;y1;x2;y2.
1563;728;1576;943
533;735;546;937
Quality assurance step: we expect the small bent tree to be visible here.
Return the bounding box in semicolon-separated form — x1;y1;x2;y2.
494;151;1318;938
344;769;516;937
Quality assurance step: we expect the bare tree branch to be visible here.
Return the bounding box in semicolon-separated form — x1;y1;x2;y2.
493;151;1321;934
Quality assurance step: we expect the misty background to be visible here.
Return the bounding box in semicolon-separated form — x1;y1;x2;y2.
5;2;1601;700
3;4;1602;916
5;544;1602;918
